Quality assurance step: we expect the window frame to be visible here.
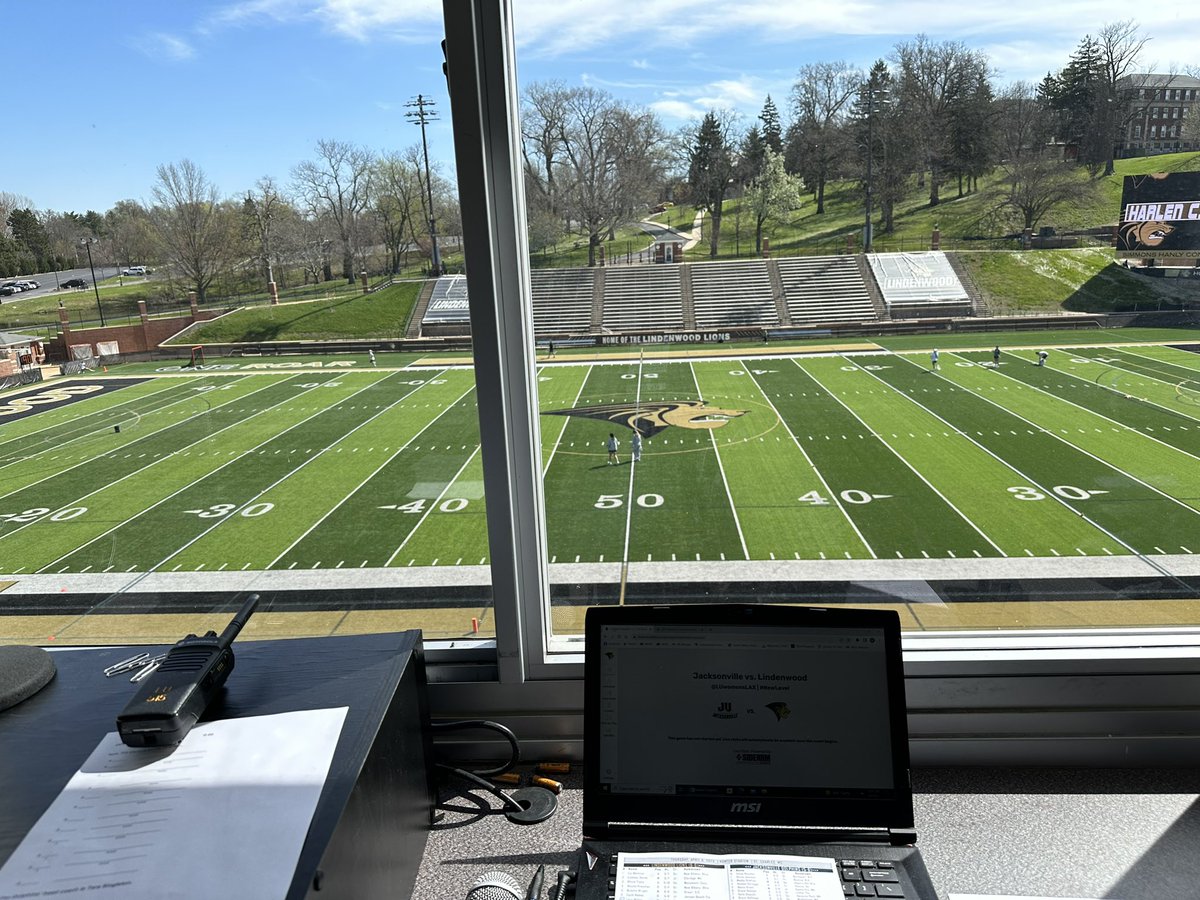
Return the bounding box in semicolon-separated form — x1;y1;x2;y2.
434;0;1200;765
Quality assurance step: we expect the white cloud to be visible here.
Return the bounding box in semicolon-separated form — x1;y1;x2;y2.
139;33;197;62
650;99;705;121
631;59;650;69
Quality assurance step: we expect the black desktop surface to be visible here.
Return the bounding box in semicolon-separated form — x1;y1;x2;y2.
0;631;435;899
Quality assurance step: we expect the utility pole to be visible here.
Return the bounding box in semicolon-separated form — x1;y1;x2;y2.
406;94;443;277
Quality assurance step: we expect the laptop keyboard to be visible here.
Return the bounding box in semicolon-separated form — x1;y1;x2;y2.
606;855;905;898
839;859;905;897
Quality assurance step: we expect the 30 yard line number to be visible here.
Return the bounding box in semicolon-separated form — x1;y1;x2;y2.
1008;485;1108;501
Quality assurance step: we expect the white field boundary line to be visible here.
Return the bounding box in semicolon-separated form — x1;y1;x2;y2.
0;377;241;471
540;364;589;476
0;374;295;505
690;361;748;560
0;377;194;458
267;378;472;569
809;358;1006;558
883;352;1196;559
975;353;1200;470
745;363;876;559
130;371;441;579
384;443;482;567
406;349;898;372
31;374;386;574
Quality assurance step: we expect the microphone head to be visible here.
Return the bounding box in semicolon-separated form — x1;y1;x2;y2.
466;871;522;900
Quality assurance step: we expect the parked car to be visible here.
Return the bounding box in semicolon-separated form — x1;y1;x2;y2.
15;280;38;291
0;284;21;296
61;278;88;289
121;266;146;276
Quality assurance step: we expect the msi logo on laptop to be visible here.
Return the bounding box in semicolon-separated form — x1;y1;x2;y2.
730;802;762;814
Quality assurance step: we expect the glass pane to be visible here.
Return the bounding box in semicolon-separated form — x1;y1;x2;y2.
509;10;1200;641
0;6;494;645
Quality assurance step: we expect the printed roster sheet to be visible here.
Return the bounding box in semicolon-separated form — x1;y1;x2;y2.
616;852;844;900
0;707;348;900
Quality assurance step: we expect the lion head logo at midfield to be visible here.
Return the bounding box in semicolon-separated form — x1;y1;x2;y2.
1120;220;1175;249
544;400;747;439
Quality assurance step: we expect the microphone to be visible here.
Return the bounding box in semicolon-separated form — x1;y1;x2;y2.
466;871;523;900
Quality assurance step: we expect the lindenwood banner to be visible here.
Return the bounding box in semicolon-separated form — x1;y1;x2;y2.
1117;172;1200;259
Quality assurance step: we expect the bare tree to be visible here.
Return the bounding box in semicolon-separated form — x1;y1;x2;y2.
995;156;1089;231
1096;20;1152;175
149;160;237;302
789;61;862;214
553;87;666;266
0;192;34;238
373;151;422;274
292;140;374;282
243;176;284;285
893;36;991;207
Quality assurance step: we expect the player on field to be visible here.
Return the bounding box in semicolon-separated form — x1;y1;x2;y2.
606;433;620;465
369;349;377;367
1036;350;1048;367
631;431;643;462
930;349;939;371
992;346;1001;367
547;340;556;359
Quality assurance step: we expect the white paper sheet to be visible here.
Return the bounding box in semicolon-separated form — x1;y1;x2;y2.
0;707;348;900
616;852;844;900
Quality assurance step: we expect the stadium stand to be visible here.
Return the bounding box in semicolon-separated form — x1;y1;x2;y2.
601;265;684;332
690;260;780;329
531;268;594;336
776;256;877;325
868;252;972;318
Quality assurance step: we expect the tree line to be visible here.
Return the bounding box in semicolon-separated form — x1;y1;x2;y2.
522;20;1192;262
0;141;458;297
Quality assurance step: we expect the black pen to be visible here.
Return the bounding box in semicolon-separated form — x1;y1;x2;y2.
526;863;545;900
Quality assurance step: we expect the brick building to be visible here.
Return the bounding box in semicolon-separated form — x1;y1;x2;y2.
1116;73;1200;157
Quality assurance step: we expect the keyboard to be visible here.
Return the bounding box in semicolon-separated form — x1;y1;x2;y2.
839;859;905;897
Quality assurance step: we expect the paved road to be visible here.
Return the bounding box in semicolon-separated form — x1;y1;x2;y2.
2;266;120;304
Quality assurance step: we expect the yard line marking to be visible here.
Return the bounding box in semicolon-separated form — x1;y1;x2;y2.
2;375;318;547
0;373;270;503
385;442;482;567
268;375;466;569
34;374;400;575
913;352;1199;566
816;357;1006;558
619;356;648;599
541;363;589;475
691;362;748;560
0;378;215;470
747;364;876;559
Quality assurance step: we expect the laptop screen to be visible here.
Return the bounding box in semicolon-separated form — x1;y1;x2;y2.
584;604;914;836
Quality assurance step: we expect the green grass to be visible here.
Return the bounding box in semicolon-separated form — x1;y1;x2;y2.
170;281;423;343
3;334;1200;579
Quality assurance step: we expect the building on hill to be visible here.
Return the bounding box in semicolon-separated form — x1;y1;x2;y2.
1116;73;1200;158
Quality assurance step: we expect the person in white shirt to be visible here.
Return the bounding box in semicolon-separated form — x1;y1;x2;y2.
631;432;643;462
606;433;620;465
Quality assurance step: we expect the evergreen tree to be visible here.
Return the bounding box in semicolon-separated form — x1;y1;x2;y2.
759;96;783;154
738;126;768;186
687;112;734;258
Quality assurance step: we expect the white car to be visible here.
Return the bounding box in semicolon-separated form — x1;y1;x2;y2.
122;266;147;276
16;280;38;291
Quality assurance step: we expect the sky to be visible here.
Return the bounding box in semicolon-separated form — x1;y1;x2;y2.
4;1;1198;214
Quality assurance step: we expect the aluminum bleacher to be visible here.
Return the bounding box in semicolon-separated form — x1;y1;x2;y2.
690;260;779;328
601;265;684;332
775;256;877;325
531;268;594;335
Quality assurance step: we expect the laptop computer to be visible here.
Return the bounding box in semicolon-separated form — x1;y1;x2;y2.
575;603;941;900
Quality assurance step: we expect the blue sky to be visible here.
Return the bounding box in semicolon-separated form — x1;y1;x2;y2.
4;1;1197;214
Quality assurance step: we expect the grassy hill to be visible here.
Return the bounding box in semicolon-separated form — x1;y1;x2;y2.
681;151;1200;260
170;281;423;344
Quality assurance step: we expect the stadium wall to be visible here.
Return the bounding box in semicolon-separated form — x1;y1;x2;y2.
43;301;222;362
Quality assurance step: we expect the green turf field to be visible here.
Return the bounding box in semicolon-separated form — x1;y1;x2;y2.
2;341;1200;577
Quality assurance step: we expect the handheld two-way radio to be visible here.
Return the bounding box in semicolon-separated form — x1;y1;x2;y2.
116;593;260;748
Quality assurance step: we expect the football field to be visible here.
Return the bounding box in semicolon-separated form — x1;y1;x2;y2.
2;343;1200;581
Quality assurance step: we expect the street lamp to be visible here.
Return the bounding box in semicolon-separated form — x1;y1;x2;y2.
81;238;105;327
406;93;443;278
